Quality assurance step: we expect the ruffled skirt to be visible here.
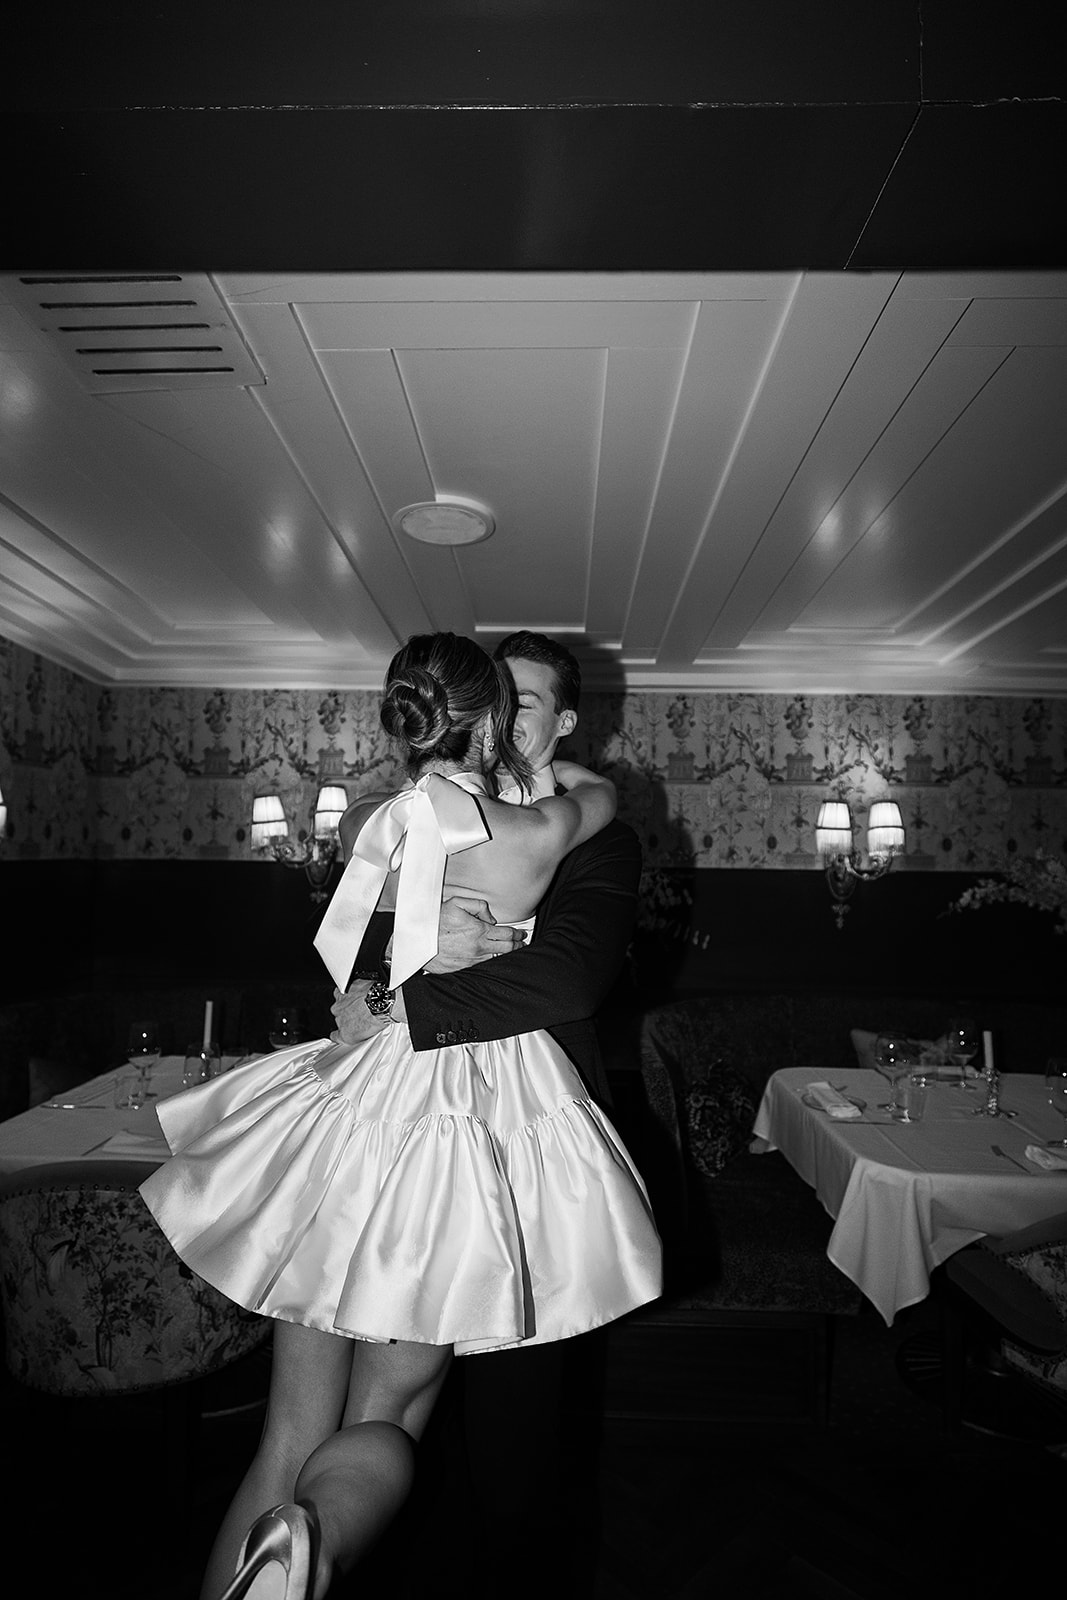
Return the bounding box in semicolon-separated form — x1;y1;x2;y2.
139;1027;662;1354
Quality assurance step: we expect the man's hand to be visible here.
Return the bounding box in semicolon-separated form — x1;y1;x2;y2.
423;896;528;973
330;981;390;1045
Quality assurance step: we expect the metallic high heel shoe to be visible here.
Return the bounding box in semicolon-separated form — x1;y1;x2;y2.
219;1503;319;1600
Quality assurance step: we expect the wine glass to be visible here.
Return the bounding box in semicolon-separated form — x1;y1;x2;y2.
268;1006;304;1051
1046;1057;1067;1146
126;1019;161;1099
873;1034;919;1111
946;1015;980;1089
183;1040;222;1087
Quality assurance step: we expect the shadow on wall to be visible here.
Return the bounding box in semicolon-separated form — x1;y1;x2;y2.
564;648;681;1065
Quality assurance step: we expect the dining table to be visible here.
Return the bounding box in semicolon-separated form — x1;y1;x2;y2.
0;1054;255;1179
751;1067;1067;1326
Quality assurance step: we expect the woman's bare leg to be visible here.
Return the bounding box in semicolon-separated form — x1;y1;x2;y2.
201;1325;452;1600
295;1338;453;1595
199;1321;353;1600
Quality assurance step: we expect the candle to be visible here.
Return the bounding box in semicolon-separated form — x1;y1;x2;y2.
203;1000;214;1050
982;1030;994;1073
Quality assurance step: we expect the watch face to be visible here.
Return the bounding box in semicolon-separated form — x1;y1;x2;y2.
365;984;395;1016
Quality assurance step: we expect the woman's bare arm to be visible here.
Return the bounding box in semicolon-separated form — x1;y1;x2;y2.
445;764;616;918
544;760;616;838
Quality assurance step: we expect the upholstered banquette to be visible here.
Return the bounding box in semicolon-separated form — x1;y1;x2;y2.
599;989;1067;1423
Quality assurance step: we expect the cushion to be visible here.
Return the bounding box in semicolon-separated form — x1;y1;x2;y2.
683;1059;757;1179
850;1027;947;1074
640;997;794;1097
993;1234;1067;1397
27;1055;92;1109
850;1028;880;1073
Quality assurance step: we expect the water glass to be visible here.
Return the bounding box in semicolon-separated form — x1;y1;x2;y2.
114;1071;146;1110
893;1072;928;1123
183;1041;222;1087
1046;1058;1067;1146
269;1006;304;1051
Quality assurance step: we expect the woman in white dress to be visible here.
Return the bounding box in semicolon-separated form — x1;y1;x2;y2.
139;632;662;1600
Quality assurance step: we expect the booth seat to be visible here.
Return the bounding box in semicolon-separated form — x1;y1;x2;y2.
597;989;1066;1424
945;1209;1067;1416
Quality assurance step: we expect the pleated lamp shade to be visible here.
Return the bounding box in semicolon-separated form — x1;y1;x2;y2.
251;793;288;849
313;785;349;839
867;801;905;858
815;801;853;856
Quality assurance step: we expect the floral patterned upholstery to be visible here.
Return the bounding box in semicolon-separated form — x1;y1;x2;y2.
637;1001;862;1316
982;1213;1067;1401
640;996;793;1101
0;1159;268;1398
945;1208;1067;1414
640;1001;759;1178
1001;1259;1067;1397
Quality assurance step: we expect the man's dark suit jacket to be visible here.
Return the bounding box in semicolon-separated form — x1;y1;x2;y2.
354;818;641;1108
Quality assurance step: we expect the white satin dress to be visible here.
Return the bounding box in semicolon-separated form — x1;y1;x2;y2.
139;774;662;1355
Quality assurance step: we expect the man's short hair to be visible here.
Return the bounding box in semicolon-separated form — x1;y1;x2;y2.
494;630;581;714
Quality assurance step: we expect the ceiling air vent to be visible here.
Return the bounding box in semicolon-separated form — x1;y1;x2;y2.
4;272;265;394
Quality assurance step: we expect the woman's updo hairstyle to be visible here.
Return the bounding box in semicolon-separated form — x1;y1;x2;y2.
381;631;532;794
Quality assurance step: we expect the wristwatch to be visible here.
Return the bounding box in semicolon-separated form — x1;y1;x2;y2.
364;982;396;1018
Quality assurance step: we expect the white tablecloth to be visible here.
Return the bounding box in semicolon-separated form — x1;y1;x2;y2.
751;1067;1067;1325
0;1055;252;1177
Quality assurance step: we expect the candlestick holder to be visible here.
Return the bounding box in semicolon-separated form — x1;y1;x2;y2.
972;1065;1017;1118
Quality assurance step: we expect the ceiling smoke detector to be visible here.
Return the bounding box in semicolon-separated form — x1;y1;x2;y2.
393;499;495;546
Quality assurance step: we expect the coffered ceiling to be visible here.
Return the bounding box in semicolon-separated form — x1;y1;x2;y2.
2;267;1065;695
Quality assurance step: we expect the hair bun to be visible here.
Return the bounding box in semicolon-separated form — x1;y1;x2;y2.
380;667;450;752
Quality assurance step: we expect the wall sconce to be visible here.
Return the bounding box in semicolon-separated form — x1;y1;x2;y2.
815;799;905;928
0;782;7;839
250;784;348;903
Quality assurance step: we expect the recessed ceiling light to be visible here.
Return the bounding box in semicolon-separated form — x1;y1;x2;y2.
393;499;495;546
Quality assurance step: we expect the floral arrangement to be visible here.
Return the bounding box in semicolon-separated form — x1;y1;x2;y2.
948;852;1067;936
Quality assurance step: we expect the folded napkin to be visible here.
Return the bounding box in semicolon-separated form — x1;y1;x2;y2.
94;1131;169;1157
804;1082;863;1119
1024;1144;1067;1171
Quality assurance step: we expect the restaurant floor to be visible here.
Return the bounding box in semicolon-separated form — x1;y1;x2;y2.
7;1288;1066;1599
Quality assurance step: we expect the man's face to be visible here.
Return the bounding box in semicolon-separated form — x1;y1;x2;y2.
504;656;576;774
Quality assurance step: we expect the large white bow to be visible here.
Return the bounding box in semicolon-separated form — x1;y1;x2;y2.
313;774;491;992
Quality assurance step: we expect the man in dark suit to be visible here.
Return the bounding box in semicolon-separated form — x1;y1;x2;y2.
334;629;640;1104
331;630;642;1594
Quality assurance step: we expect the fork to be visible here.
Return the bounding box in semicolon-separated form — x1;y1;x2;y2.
991;1143;1030;1173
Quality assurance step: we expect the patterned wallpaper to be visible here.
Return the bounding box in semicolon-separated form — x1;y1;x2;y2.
1;634;1065;872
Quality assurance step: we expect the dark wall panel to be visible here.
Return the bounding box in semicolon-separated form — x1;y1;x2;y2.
5;859;1063;1011
3;860;1061;1108
635;865;1065;1005
2;861;327;1004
